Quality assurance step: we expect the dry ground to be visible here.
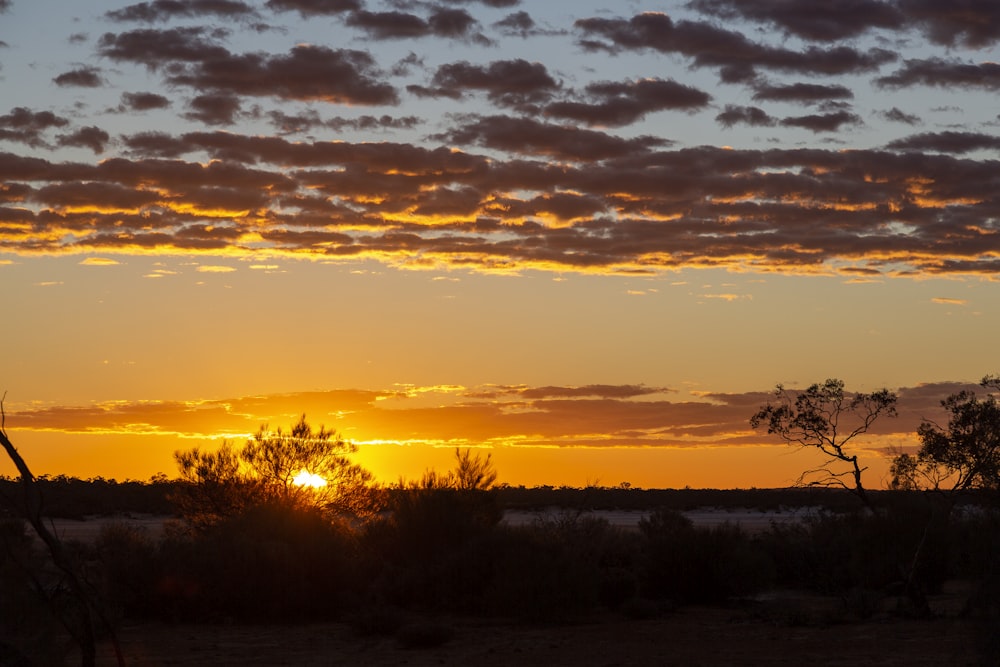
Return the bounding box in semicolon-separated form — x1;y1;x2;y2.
91;602;983;667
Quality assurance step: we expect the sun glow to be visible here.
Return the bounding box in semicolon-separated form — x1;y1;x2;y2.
292;470;327;488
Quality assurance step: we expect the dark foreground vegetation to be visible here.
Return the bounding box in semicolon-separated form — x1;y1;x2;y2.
3;474;1000;665
2;374;1000;665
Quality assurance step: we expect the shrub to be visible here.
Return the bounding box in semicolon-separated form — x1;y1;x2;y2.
639;508;774;603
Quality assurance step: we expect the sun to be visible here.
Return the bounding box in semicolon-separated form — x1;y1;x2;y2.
292;470;328;488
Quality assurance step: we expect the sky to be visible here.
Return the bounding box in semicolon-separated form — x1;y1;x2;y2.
1;0;999;489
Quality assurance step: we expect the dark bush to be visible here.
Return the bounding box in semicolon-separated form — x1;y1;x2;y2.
639;508;774;603
151;502;362;622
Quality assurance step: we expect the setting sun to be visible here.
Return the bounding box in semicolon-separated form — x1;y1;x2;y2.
292;471;327;489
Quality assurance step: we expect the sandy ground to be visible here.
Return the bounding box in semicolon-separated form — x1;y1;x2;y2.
92;606;981;667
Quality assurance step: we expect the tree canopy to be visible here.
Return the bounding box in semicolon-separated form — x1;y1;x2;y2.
750;378;897;509
172;415;377;528
892;375;1000;494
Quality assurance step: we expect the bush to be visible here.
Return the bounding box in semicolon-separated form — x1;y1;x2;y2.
151;502;362;622
639;508;774;603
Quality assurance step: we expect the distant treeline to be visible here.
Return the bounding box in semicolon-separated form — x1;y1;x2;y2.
1;475;987;519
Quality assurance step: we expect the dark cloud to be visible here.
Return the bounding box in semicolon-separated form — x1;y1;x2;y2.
493;11;556;37
98;27;231;68
56;126;112;154
344;7;489;43
9;381;964;451
264;0;359;15
575;13;897;78
0;108;70;148
545;78;711;127
885;131;1000;154
880;107;920;124
53;66;104;88
877;58;1000;89
415;59;559;109
780;110;862;132
752;82;853;104
325;114;421;133
161;44;399;105
687;0;903;41
0;0;10;12
428;8;488;42
899;0;1000;48
438;115;670;161
518;385;669;399
346;10;431;39
439;0;519;6
183;94;243;125
716;105;776;128
121;91;171;111
106;0;258;22
9;134;1000;276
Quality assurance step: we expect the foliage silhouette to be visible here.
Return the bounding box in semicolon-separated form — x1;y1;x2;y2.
891;375;1000;494
751;378;897;510
172;415;377;529
638;508;773;604
0;398;124;667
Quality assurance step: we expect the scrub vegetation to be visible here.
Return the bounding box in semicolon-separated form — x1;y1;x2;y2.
2;379;1000;665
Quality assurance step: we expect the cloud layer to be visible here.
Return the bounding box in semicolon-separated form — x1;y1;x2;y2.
5;381;971;452
2;1;999;276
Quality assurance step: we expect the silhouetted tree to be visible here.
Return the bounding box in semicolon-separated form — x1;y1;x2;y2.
172;415;377;527
454;448;497;491
172;442;258;530
406;447;497;492
892;375;1000;495
751;379;897;511
0;396;124;667
241;415;377;518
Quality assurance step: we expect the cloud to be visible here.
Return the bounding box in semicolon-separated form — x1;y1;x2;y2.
264;0;360;16
7;136;1000;277
343;7;490;44
53;66;105;88
880;107;921;124
885;131;1000;154
163;43;400;105
716;105;776;128
410;59;558;109
930;297;967;305
752;82;854;104
898;0;1000;48
4;381;972;451
574;12;896;79
493;11;562;38
0;107;69;147
120;91;171;111
79;257;121;266
56;126;112;154
196;264;237;272
437;115;669;160
877;58;1000;89
687;0;903;41
97;26;232;68
545;78;712;127
689;0;1000;48
106;0;259;22
779;110;862;133
183;94;243;126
